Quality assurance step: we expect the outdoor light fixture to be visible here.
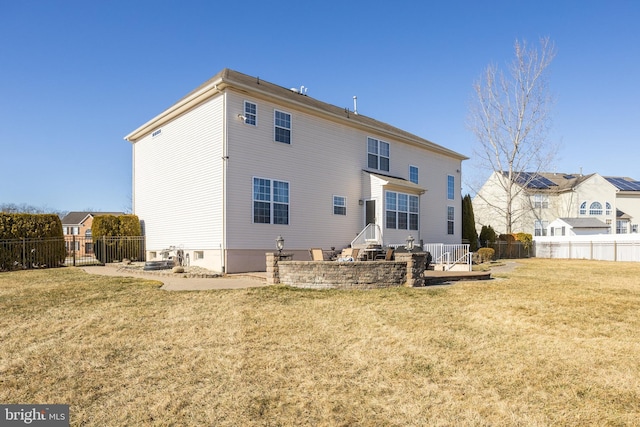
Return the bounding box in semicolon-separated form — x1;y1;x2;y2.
405;235;415;252
276;235;285;254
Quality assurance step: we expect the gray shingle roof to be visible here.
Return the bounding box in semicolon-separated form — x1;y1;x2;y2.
558;218;609;229
61;211;125;226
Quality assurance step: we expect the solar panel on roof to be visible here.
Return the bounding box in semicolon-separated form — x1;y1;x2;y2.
605;177;640;191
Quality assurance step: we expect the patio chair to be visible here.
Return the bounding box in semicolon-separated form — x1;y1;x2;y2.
310;248;325;261
376;248;394;261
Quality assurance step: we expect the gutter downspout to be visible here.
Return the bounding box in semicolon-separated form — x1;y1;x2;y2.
221;89;228;273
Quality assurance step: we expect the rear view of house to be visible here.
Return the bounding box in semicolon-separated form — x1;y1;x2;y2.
125;69;467;273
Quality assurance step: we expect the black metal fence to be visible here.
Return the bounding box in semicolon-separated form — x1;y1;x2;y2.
0;236;145;272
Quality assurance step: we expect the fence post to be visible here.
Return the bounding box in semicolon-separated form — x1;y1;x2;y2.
72;235;76;267
22;238;26;267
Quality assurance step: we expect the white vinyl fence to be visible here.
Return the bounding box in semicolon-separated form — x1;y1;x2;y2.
534;235;640;262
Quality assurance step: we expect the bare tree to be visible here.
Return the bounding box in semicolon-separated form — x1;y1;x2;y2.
468;37;558;234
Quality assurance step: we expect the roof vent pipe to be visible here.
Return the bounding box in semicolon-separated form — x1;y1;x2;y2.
353;96;358;115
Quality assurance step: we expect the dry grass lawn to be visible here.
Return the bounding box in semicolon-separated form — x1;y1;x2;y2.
1;259;639;426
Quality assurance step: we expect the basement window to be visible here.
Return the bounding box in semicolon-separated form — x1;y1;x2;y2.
194;251;204;260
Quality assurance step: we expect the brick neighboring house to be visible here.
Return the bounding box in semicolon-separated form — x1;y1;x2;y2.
61;211;124;257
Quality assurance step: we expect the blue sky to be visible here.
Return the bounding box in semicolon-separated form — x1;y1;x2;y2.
1;0;639;212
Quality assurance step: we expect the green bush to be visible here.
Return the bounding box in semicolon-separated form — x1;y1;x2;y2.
92;214;142;263
477;247;495;263
479;225;497;247
0;213;65;270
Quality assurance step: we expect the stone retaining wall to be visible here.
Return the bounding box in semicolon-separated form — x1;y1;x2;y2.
266;252;427;289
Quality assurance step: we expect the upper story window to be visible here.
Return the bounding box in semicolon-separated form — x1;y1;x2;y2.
606;202;612;216
367;137;390;171
244;101;257;126
532;194;549;209
65;227;79;235
385;191;418;230
589;201;603;216
447;175;455;200
333;195;346;215
274;110;291;144
409;166;419;184
253;177;289;225
580;202;587;215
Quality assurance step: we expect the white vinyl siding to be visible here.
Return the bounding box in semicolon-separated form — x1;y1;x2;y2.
133;95;224;253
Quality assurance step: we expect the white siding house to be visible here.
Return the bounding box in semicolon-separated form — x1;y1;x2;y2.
125;69;467;273
474;171;640;237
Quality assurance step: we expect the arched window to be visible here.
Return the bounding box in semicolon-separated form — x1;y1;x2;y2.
606;202;612;216
579;202;587;215
589;201;603;215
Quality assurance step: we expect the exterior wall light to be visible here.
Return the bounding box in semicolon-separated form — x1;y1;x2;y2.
276;235;285;254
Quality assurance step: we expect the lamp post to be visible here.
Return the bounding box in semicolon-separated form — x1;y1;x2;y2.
276;235;285;255
405;235;415;253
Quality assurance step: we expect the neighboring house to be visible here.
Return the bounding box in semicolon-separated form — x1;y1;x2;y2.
604;177;640;234
473;171;640;237
547;218;610;236
124;68;467;273
61;211;125;256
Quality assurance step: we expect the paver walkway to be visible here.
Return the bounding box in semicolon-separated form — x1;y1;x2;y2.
81;265;268;291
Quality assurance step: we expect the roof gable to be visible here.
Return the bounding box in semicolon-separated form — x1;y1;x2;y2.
61;211;125;225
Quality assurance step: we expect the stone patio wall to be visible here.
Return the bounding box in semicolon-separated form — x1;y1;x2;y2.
266;252;427;289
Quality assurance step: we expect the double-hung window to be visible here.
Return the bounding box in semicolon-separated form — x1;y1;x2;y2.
447;175;455;200
385;191;418;230
532;194;548;209
333;196;346;215
244;101;257;126
253;177;289;225
409;165;419;184
274;110;291;144
534;220;548;236
447;206;454;235
367;137;390;171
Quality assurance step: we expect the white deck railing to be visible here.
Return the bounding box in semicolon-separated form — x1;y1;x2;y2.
423;243;471;271
351;224;382;249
